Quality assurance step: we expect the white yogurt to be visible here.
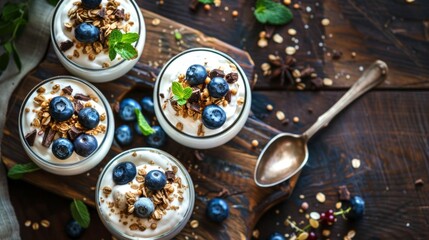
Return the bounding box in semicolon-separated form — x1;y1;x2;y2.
50;0;146;82
96;148;195;240
18;76;114;175
154;48;252;149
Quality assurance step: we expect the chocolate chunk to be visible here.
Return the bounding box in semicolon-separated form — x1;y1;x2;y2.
209;69;225;79
62;85;73;95
188;88;201;103
159;93;165;99
225;90;231;103
42;127;56;148
338;185;351;201
225;72;238;83
114;8;125;20
189;102;201;113
165;170;175;182
332;49;343;60
74;93;91;101
97;8;106;18
60;40;74;52
25;129;37;146
74;100;83;114
67;126;82;141
310;77;323;89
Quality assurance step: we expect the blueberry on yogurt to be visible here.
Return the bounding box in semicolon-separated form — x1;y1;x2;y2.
74;133;98;157
134;197;155;218
49;96;74;122
78;107;100;129
202;104;226;129
52;138;74;160
81;0;101;9
119;98;141;122
145;170;167;191
112;161;137;185
207;77;229;98
186;64;207;86
75;22;100;44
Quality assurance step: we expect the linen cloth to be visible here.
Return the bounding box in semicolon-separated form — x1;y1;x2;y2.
0;1;53;239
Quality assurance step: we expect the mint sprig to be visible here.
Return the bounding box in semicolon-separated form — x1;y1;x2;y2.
71;199;90;228
108;29;139;61
198;0;214;4
172;82;192;106
7;162;40;179
0;2;29;74
254;0;293;25
135;108;155;136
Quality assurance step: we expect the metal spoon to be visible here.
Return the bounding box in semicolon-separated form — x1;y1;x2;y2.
254;60;388;187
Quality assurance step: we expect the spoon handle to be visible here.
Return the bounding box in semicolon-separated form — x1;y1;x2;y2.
303;60;388;140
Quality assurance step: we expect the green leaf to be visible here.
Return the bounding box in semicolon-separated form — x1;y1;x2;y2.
135;108;155;136
182;87;193;100
108;29;122;46
171;82;184;98
121;32;139;44
11;42;21;71
0;52;10;73
71;199;90;228
7;162;40;179
174;30;182;41
199;0;214;3
108;47;117;61
254;0;293;25
114;42;138;60
177;99;187;105
1;3;21;21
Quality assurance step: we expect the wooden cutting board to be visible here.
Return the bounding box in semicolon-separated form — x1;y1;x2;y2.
1;9;299;239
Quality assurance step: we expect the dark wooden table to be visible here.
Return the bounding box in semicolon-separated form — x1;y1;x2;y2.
5;0;429;239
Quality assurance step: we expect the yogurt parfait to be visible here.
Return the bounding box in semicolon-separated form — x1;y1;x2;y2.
51;0;145;82
154;48;252;149
18;76;114;175
96;148;195;240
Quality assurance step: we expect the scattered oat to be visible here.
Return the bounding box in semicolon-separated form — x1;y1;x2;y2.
232;10;239;17
346;230;356;239
276;111;285;121
283;0;291;5
351;158;361;168
323;78;333;86
285;46;296;55
321;18;330;26
266;104;273;111
301;202;309;210
273;33;284;44
252;229;260;238
190;219;199;228
204;4;211;11
299;194;305;199
415;178;424;186
251;139;259;148
258;38;268;48
261;63;271;72
316;192;326;203
24;220;32;227
309;218;319;228
40;220;50;228
32;222;39;230
310;212;320;220
336;201;342;209
351;51;357;58
297;232;308;240
287;28;297;36
293;116;299;123
405;0;414;3
322;229;331;237
152;18;160;25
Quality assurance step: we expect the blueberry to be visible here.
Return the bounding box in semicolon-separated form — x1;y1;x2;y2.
207;77;229;98
49;96;74;122
140;96;155;114
115;124;133;146
267;232;286;240
186;64;207;86
202;105;226;129
145;170;167;191
134;197;155;218
52;138;74;160
344;195;365;220
145;126;166;148
206;198;229;222
65;219;84;239
81;0;101;9
73;134;97;157
112;161;137;185
78;107;100;129
119;98;141;122
75;22;99;43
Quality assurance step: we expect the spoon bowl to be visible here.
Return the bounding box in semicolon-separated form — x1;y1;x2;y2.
254;60;388;187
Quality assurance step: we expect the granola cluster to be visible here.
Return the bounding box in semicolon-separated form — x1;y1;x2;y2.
100;160;186;232
161;66;244;136
24;83;106;148
61;0;134;66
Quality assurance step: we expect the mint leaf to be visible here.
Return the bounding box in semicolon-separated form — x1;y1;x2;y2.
174;30;182;41
171;82;192;106
135;108;155;136
71;199;90;228
7;162;40;179
108;29;122;46
172;82;184;98
11;42;21;71
0;52;9;73
109;47;117;61
121;32;139;44
254;0;293;25
183;87;193;100
114;42;138;60
199;0;214;4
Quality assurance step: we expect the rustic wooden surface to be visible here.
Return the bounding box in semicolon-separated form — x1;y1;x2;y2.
4;0;429;239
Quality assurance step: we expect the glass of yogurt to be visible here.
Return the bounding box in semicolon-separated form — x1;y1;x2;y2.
50;0;146;82
18;76;114;175
96;148;195;240
153;48;252;149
